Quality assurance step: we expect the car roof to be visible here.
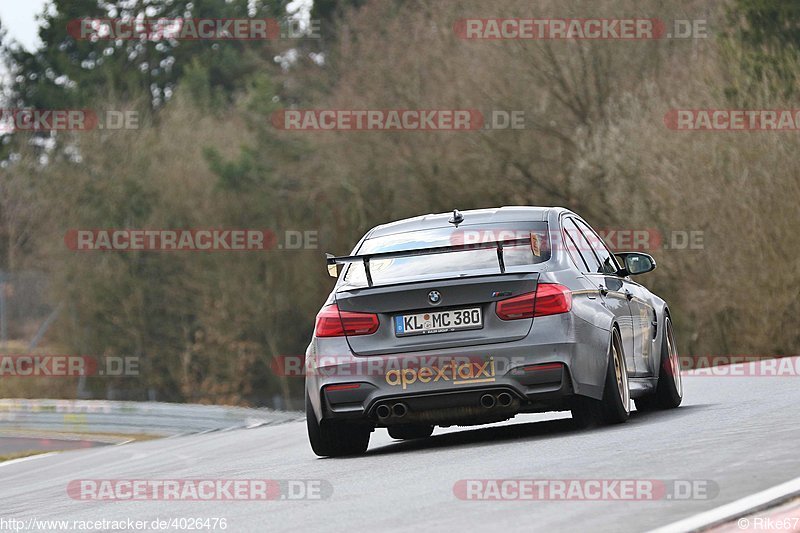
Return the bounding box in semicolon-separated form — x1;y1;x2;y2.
365;206;572;239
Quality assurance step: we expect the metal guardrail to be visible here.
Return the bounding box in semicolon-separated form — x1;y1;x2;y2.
0;399;302;436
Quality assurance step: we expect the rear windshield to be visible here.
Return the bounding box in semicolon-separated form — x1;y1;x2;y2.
342;222;550;287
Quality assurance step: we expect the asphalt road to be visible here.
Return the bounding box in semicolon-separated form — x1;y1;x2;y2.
1;358;799;533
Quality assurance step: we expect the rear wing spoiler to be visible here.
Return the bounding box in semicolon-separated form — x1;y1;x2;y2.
326;235;539;287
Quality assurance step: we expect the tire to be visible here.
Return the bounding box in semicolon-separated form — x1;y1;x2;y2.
635;316;683;411
571;328;631;427
388;424;434;440
306;393;371;457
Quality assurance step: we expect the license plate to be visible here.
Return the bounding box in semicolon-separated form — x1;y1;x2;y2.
394;307;483;337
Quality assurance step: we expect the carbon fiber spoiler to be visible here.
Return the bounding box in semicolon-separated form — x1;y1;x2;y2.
325;236;534;287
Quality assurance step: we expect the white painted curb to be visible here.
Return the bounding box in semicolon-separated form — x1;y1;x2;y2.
648;475;800;533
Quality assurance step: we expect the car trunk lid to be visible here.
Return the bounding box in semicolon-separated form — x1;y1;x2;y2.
334;273;539;356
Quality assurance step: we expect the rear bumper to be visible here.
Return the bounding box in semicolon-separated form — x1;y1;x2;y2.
306;313;611;426
322;367;574;427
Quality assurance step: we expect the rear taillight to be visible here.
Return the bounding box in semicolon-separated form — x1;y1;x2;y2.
495;283;572;320
315;304;380;337
495;292;536;320
532;283;572;317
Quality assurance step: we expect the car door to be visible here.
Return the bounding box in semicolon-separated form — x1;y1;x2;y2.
561;216;637;375
617;278;657;376
573;218;653;377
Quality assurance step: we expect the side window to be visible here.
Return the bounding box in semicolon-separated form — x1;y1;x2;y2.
562;219;588;272
575;219;620;275
562;218;601;274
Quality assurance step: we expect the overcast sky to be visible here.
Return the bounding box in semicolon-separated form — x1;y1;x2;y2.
0;0;49;51
0;0;313;52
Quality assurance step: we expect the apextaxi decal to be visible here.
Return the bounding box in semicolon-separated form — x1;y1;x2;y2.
385;357;496;389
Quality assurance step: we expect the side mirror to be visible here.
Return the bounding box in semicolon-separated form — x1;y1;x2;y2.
325;253;340;278
614;252;656;276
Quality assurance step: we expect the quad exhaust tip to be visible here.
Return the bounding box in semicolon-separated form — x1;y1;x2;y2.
379;394;514;418
497;392;514;407
392;402;408;418
376;404;392;420
376;402;408;420
480;392;514;409
480;394;496;409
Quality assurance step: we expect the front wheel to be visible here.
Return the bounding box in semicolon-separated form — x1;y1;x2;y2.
571;328;630;427
306;393;371;457
635;316;683;411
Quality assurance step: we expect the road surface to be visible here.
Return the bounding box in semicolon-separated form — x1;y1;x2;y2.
1;358;798;532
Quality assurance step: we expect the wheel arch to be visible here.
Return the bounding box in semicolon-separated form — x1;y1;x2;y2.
654;304;673;379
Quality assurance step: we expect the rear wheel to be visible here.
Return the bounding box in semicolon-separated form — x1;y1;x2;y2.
635;316;683;411
388;424;434;440
571;328;630;427
306;393;371;457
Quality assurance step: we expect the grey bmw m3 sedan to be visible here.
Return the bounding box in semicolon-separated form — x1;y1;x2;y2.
306;206;682;457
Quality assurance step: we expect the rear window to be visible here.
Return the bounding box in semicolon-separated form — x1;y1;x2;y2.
342;223;550;287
